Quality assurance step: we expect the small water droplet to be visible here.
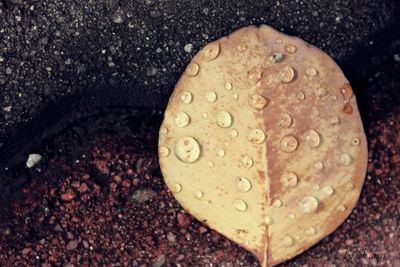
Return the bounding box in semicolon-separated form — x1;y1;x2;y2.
322;186;334;196
287;212;296;219
216;110;233;128
174;112;190;127
233;94;239;100
237;42;248;52
331;95;338;101
314;161;324;171
224;81;233;90
264;215;273;225
275;38;283;44
173;183;182;193
303;129;321;148
160;127;168;135
351;138;360;146
206;91;217;103
159;146;170;157
203;41;220;61
249;94;269;110
305;227;316;236
180;91;193;104
329;116;340;125
272;199;282;208
237;229;248;239
185;62;200;77
195;190;204;199
283;236;294;247
338;152;352;166
224;141;230;146
306;68;318;77
279;113;292;128
234;199;248;212
217;149;225;157
285;45;297;53
248;65;262;85
297;91;305;100
270;52;284;63
201;113;208;119
313;184;320;190
230;129;238;138
337;204;347;212
248;129;266;144
281;172;298;187
280;135;298;152
175;137;201;163
316;87;327;97
344;182;354;191
299;196;319;214
242;156;254;168
208;161;214;168
236;177;252;192
281;66;295;83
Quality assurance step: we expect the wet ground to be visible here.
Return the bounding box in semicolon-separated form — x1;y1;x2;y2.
0;0;400;266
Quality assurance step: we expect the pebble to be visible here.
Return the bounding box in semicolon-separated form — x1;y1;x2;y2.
184;44;193;53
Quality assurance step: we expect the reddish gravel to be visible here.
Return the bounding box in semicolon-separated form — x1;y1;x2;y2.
0;104;399;266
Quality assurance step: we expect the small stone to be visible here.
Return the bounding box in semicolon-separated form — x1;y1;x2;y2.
26;153;42;168
66;240;79;250
61;191;76;202
184;43;193;53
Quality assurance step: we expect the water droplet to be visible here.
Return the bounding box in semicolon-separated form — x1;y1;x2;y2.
340;83;354;115
279;113;292;128
305;227;316;236
180;91;193;104
234;199;248;212
272;199;282;208
270;52;284;63
351;138;360;146
248;65;262;85
281;66;295;83
298;196;319;214
344;182;354;191
236;177;252;192
287;212;296;219
285;45;297;53
185;62;200;77
281;172;298;187
237;42;248;52
173;183;182;193
249;94;269;110
306;68;318;77
264;215;273;225
338;152;352;166
206;91;217;103
203;41;220;61
275;38;283;44
175;137;201;163
303;129;321;148
174;112;190;127
248;129;266;144
280;135;298;152
297;91;305;100
233;93;239;100
216;110;233;128
201;113;208;119
224;141;230;146
283;236;294;247
313;184;320;190
337;204;347;212
195;190;204;199
159;146;170;157
322;186;334;196
217;149;225;157
242;156;254;168
314;161;324;171
224;81;232;90
316;87;327;97
329;116;340;125
237;229;248;239
230;129;238;138
160;127;168;135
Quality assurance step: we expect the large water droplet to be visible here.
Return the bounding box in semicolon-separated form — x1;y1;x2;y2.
185;62;200;77
174;112;190;127
303;129;321;148
175;137;201;163
248;65;262;86
180;91;193;104
280;135;298;152
249;94;269;110
279;113;292;128
298;196;319;214
203;41;220;61
338;152;352;165
234;199;248;212
173;183;182;193
195;190;204;199
264;215;273;225
216;110;233;128
217;148;225;157
305;68;318;77
281;172;298;187
242;156;254;168
248;129;266;144
236;177;252;192
237;42;248;52
283;236;294;247
305;227;316;236
281;66;295;83
285;45;297;54
322;186;334;196
206;91;217;103
270;52;284;63
159;146;170;157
